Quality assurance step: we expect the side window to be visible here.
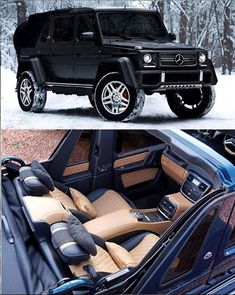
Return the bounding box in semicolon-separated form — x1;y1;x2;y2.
1;130;66;164
40;21;50;43
116;130;163;154
66;131;93;167
162;210;216;284
77;14;96;39
54;17;74;42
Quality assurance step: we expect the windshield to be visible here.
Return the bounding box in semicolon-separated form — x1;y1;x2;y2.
98;12;167;39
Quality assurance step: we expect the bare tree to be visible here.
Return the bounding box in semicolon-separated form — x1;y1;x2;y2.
179;0;188;43
221;0;234;75
15;0;27;25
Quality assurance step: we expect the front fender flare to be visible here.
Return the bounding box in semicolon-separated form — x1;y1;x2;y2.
97;57;139;89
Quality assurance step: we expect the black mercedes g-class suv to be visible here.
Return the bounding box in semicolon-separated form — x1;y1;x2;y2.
14;7;218;122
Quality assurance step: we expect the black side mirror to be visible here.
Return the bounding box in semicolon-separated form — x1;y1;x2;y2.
80;32;95;41
169;33;176;41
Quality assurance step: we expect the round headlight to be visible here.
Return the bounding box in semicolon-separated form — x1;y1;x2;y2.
199;53;206;63
143;54;153;64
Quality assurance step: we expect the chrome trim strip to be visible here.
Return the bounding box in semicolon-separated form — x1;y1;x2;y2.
46;82;93;89
161;72;166;83
200;70;204;81
158;84;203;91
158;208;170;220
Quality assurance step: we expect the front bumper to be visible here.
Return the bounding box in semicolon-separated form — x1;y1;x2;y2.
135;67;217;92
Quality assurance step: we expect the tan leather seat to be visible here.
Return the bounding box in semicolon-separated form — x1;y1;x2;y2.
69;233;159;277
50;187;132;219
17;162;133;220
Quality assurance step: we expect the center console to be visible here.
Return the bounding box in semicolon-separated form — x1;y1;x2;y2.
84;192;192;240
84;208;172;240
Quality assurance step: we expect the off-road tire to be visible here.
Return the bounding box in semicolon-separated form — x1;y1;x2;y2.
166;87;215;119
94;72;145;122
17;71;47;113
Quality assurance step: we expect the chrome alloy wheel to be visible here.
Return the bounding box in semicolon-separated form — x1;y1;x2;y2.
20;78;33;107
101;81;130;115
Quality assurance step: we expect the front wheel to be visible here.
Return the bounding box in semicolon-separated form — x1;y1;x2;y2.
17;71;47;113
94;72;145;122
166;87;215;119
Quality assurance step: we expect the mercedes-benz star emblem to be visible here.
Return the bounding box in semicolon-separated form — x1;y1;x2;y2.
175;54;184;65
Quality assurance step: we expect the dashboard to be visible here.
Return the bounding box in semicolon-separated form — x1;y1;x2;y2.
181;172;212;203
161;150;214;203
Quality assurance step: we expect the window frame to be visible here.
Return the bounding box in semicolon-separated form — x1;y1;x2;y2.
224;202;235;256
39;20;51;43
65;130;94;169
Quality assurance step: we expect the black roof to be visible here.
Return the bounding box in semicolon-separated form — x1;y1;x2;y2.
28;7;158;22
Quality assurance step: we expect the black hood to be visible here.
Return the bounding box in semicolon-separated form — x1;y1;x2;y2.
103;39;196;51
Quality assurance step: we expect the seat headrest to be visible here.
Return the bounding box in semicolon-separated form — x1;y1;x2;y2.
19;161;54;196
51;218;97;265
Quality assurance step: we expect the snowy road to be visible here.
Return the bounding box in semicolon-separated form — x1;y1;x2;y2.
1;67;235;129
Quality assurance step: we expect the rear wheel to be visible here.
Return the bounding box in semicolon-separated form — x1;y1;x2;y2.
94;72;145;122
166;87;215;119
17;71;47;113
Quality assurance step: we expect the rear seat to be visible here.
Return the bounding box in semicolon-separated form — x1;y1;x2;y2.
15;161;135;221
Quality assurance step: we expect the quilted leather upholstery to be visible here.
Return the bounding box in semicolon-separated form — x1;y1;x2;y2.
106;234;159;268
49;187;132;219
92;190;132;217
106;242;137;268
69;233;159;276
121;168;158;188
130;234;159;263
69;245;120;277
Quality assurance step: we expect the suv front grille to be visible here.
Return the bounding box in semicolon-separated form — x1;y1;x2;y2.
160;52;197;67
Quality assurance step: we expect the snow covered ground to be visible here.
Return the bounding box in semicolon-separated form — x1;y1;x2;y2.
1;67;235;129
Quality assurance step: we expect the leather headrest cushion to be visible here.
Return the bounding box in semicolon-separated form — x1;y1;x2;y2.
51;222;90;265
69;188;97;219
19;167;49;196
67;215;97;256
31;161;54;191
